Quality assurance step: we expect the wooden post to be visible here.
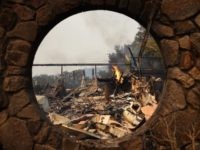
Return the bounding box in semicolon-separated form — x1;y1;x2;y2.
92;68;95;79
61;66;63;76
95;65;97;78
61;65;64;84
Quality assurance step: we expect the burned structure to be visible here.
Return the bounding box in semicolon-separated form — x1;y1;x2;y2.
0;0;200;150
36;64;160;140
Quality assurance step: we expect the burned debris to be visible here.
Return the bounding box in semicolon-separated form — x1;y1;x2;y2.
36;66;162;140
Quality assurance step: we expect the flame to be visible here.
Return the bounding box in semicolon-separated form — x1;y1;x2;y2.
112;65;124;84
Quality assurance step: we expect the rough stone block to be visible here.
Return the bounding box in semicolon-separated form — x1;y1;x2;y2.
13;4;35;21
5;39;31;66
48;0;80;16
5;66;28;76
46;128;62;149
195;14;200;28
36;5;54;26
178;36;191;50
0;117;33;150
34;122;51;144
188;67;200;80
17;104;42;121
119;136;143;150
0;92;9;110
34;144;56;150
3;76;29;92
160;39;179;66
0;111;8;126
5;50;30;67
174;20;196;35
8;89;30;115
27;120;42;136
163;80;187;110
187;85;200;110
167;67;195;88
161;0;200;21
7;39;31;51
197;58;200;70
152;21;174;37
26;0;46;9
62;138;79;150
179;51;194;70
190;33;200;55
0;8;17;30
7;21;37;42
48;0;70;15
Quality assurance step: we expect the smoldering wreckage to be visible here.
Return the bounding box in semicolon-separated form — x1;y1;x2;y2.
36;65;163;141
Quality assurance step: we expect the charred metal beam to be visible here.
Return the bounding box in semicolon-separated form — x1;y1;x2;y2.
33;63;129;66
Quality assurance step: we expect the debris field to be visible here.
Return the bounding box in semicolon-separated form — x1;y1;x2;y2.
36;67;161;140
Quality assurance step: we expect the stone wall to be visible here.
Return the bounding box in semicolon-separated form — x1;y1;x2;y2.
0;0;200;149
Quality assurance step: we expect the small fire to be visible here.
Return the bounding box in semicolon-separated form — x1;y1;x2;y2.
112;65;124;84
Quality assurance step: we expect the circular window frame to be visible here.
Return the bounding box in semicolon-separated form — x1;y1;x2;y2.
0;0;200;149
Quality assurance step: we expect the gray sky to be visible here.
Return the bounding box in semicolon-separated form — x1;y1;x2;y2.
33;10;140;76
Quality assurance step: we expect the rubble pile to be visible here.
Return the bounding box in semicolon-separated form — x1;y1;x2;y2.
37;70;160;140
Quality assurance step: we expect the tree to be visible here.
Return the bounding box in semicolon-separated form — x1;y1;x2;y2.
107;25;163;72
130;26;161;57
108;45;125;64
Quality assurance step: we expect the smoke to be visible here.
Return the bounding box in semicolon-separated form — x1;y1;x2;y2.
82;10;139;49
33;10;140;76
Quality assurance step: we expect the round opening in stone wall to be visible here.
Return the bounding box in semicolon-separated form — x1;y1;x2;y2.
32;10;165;142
